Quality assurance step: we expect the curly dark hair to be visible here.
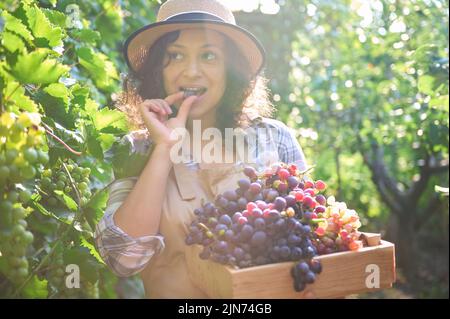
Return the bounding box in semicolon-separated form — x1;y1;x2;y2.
116;30;275;136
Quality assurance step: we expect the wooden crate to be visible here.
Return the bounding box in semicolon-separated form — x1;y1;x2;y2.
185;233;396;298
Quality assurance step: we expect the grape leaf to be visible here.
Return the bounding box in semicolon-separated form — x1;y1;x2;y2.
25;3;64;47
43;83;71;107
54;190;78;211
22;276;48;298
80;236;105;265
1;30;26;53
11;49;70;84
1;11;34;45
93;107;128;134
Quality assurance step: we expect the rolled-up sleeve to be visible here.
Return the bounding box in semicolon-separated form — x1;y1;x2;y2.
94;177;165;277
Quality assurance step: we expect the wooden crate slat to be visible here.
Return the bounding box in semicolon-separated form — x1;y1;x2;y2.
186;235;396;299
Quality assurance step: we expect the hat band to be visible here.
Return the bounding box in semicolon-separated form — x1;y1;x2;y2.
164;11;226;23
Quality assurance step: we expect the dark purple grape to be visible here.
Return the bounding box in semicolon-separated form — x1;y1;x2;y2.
274;218;286;230
309;260;322;274
291;247;303;259
287;234;302;245
225;201;238;214
233;247;245;260
303;225;311;234
287;176;299;189
274;197;287;211
219;214;232;225
304;246;316;258
240;224;254;240
297;182;305;190
252;208;263;218
304;271;316;284
203;202;215;215
214;241;228;253
194;207;204;216
268;209;281;220
296;262;310;274
249;182;262;195
216;196;229;209
279;246;291;259
214;223;228;233
277;238;288;246
315;194;326;206
224;229;234;241
232;212;243;222
251;231;267;246
294;280;306;292
285;195;296;207
244;166;257;180
237;197;248;210
254;193;263;201
223;190;238;201
254;217;265;230
265;189;279;202
303;211;312;221
238;179;251;191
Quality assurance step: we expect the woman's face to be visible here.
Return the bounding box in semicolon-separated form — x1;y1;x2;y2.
162;28;227;123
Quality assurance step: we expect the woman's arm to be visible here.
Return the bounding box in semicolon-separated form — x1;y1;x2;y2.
113;143;173;238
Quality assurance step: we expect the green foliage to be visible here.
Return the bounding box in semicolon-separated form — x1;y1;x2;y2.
0;0;161;299
238;0;448;297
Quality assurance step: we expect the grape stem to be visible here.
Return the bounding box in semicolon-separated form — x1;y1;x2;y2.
42;124;82;156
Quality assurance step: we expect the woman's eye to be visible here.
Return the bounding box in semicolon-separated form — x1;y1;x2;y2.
203;52;217;61
169;52;183;60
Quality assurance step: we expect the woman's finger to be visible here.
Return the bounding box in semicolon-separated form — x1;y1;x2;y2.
176;95;197;124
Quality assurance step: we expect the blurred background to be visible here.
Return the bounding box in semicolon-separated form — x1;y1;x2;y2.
0;0;448;298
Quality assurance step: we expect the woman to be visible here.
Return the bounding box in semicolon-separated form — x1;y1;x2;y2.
95;0;307;298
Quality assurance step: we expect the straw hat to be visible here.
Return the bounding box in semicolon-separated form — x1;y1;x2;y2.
123;0;266;77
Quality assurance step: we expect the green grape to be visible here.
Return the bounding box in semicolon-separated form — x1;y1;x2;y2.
12;206;26;220
37;149;49;164
42;169;52;178
0;112;47;288
5;149;18;164
58;175;67;183
82;167;91;177
19;189;32;203
56;180;65;190
7;191;19;202
20;165;36;179
78;182;88;192
23;148;38;163
0;165;10;180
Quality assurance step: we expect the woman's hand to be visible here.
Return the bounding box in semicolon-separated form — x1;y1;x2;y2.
138;91;197;147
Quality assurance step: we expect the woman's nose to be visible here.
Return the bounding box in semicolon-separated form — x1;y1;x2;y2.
184;59;201;77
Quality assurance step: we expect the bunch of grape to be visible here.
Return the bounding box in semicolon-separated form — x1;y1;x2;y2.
40;159;91;207
0;112;48;284
186;163;332;292
310;196;363;254
46;245;67;297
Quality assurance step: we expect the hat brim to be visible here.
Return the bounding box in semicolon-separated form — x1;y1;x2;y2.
124;19;266;77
